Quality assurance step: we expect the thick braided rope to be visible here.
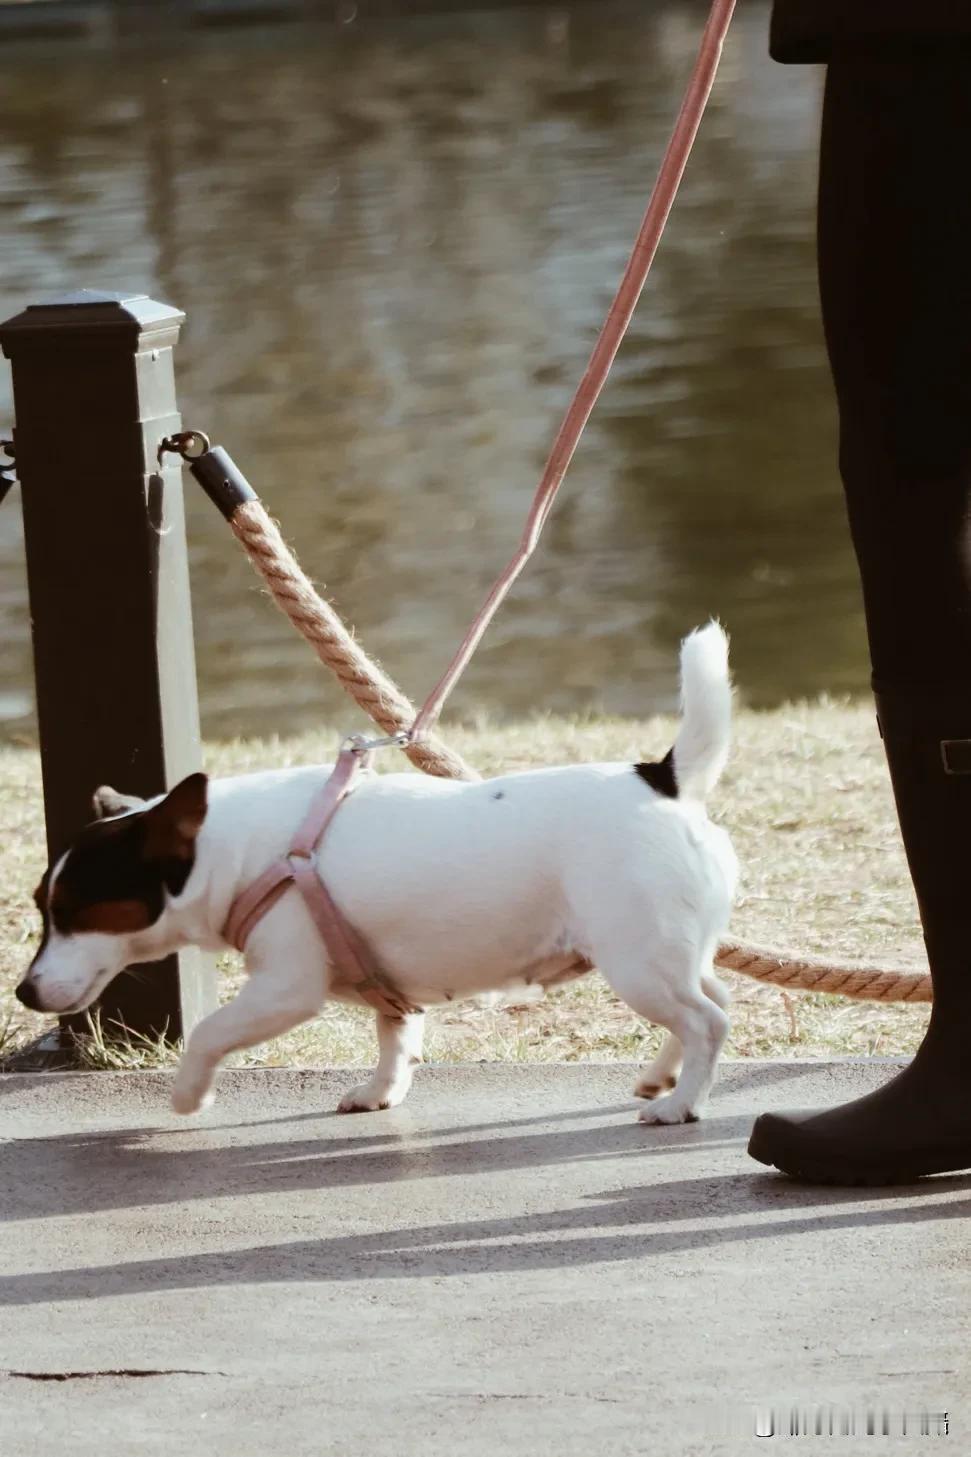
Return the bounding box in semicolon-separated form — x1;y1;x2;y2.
230;501;479;783
227;500;932;1005
716;939;930;1002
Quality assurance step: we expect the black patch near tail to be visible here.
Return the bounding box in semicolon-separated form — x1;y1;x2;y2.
635;748;678;798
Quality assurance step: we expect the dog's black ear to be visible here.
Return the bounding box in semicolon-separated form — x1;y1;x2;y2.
92;785;146;820
143;772;209;860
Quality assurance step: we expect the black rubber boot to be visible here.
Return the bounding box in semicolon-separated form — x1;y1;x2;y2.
749;684;971;1183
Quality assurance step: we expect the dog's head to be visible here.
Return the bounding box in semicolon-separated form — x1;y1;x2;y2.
15;774;208;1015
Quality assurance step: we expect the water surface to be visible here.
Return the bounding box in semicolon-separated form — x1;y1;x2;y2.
0;2;860;742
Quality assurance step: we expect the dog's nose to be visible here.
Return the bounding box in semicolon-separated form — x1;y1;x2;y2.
14;979;41;1011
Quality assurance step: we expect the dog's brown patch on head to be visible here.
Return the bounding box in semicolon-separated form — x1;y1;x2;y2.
70;898;156;934
36;773;210;941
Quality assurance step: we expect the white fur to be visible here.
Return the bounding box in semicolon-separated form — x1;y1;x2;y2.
24;624;737;1123
674;621;732;797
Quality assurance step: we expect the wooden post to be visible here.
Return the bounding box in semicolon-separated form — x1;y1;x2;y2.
0;290;217;1043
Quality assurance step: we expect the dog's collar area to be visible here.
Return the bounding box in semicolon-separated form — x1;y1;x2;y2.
222;748;422;1021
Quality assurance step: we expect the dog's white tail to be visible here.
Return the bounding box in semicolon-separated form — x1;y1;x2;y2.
672;622;732;800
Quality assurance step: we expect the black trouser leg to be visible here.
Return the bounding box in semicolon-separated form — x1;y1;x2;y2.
749;46;971;1183
819;50;971;687
822;49;971;1022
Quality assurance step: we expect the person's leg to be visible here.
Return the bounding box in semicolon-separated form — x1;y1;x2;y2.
749;44;971;1182
769;3;971;65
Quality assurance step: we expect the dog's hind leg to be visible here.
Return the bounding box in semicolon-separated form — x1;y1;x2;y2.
600;941;729;1124
338;1011;425;1113
639;974;728;1125
635;970;730;1100
701;967;731;1012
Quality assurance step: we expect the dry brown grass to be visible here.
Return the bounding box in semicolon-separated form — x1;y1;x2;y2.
0;702;930;1069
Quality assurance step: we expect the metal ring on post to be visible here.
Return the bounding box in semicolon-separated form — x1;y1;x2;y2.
0;438;16;507
157;430;211;469
159;431;258;522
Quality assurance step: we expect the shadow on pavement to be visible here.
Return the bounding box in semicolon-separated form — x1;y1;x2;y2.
3;1096;970;1306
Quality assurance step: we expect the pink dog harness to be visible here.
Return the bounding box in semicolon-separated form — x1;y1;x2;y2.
222;744;421;1020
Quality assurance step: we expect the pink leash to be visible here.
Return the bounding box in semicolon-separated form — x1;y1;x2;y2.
410;0;737;744
223;0;736;1010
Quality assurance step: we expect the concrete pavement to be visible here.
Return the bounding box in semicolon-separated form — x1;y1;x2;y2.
1;1061;968;1455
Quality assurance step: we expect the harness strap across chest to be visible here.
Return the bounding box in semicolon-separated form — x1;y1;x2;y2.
222;748;421;1021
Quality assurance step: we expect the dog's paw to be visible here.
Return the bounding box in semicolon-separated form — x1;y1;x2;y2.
170;1080;215;1116
638;1095;701;1126
337;1081;402;1114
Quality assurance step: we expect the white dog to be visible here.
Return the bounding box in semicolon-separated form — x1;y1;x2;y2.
16;623;737;1123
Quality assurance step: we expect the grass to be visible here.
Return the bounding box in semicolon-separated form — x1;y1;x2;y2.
0;702;931;1072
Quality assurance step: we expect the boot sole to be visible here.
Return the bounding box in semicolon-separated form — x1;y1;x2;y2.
748;1125;971;1186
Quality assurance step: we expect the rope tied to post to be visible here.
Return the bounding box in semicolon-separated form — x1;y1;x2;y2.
159;0;933;1005
157;434;477;783
228;498;478;783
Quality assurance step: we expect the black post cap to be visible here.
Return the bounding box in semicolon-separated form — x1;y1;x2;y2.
0;291;184;354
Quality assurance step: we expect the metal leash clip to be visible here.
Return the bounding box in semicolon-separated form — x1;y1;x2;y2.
342;730;411;756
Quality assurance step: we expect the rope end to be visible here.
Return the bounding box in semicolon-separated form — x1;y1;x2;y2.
189;445;259;521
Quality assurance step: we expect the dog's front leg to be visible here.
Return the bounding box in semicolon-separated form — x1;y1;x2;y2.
338;1011;424;1113
171;967;324;1114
